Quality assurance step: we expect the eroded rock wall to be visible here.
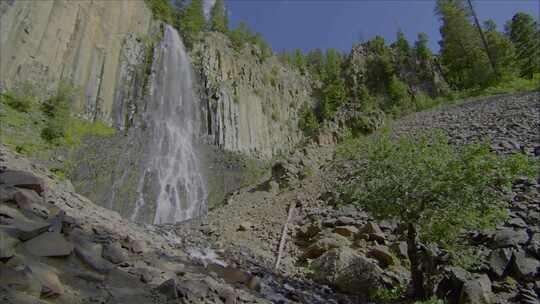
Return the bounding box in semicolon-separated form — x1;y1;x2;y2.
194;32;314;158
0;0;155;129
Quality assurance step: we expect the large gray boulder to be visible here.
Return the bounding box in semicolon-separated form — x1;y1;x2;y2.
311;247;382;295
458;274;493;304
0;170;44;196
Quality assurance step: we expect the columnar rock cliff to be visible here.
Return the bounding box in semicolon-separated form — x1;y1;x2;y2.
0;0;155;129
194;33;314;158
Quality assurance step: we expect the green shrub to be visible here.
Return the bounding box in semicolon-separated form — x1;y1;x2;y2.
341;132;534;248
298;103;319;137
339;131;535;297
0;83;35;113
413;297;445;304
144;0;176;25
40;82;77;143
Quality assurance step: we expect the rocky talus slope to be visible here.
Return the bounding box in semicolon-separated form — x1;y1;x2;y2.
171;92;540;303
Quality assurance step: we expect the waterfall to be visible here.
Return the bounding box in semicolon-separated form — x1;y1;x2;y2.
132;25;208;224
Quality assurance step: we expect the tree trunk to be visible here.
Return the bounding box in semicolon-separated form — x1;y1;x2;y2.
467;0;499;78
407;222;426;299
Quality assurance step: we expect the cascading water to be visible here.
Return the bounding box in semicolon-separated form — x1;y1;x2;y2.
132;25;208;224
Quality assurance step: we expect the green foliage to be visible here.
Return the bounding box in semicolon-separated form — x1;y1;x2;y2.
228;21;272;61
178;0;206;49
413;297;445;304
506;12;540;79
340;132;535;249
415;32;432;61
321;80;346;120
387;76;410;112
371;285;405;302
395;29;412;58
209;0;228;33
365;37;395;93
436;0;493;89
293;49;307;74
145;0;176;24
0;85;34;113
41;82;76;143
298;103;319;137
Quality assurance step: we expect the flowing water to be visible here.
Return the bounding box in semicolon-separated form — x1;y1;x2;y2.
132;25;207;224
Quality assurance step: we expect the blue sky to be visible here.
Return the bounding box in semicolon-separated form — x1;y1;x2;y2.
223;0;540;54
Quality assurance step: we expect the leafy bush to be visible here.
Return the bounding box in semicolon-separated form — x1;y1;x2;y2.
342;132;534;247
0;83;36;113
339;131;535;297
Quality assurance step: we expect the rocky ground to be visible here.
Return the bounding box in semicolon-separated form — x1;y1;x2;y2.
172;92;540;303
1;92;539;304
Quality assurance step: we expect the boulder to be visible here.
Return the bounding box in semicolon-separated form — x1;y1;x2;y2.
0;265;42;297
73;236;114;273
367;245;396;268
492;228;529;248
0;228;19;258
29;263;64;297
303;233;351;259
488;248;513;278
23;232;73;257
458;274;493;304
510;250;540;281
436;266;471;303
13;189;48;219
0;184;18;203
363;222;386;242
336;216;356;226
311;247;382;295
391;241;408;259
333;226;359;238
102;243;127;264
155;278;178;299
0;170;44;196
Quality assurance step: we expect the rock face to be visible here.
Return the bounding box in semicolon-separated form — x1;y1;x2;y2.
0;0;154;128
194;32;314;158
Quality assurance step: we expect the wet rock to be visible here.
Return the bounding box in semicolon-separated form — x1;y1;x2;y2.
102;243;127;264
367;245;396;268
510;251;540;281
333;226;358;238
0;170;44;196
518;286;540;304
23;232;73;257
303;233;351;259
488;248;513;278
0;228;19;258
155;278;178;299
178;279;210;300
458;274;493;304
492;228;529;248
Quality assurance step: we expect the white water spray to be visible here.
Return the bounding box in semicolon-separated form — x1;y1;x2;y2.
132;25;207;224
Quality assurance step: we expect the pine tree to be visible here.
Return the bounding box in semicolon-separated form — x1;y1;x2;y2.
395;29;412;57
178;0;206;49
414;32;432;61
483;19;516;79
436;0;492;89
293;49;306;74
506;12;540;79
210;0;228;33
